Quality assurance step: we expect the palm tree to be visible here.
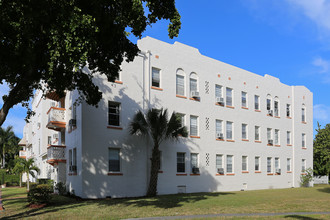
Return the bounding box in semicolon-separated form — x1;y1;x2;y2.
13;156;25;187
0;126;16;168
21;158;40;191
130;108;188;197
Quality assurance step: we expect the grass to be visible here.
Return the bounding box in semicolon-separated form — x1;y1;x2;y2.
0;185;329;219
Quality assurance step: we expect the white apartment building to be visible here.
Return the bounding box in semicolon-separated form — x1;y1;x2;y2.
19;36;313;198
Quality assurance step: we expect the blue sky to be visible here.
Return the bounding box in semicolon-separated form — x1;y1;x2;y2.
1;0;330;138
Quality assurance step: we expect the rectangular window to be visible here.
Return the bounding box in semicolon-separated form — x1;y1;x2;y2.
177;153;185;173
152;67;160;88
267;157;272;173
242;156;248;171
69;149;73;167
286;104;291;117
255;156;260;171
191;153;198;172
267;99;271;110
190;116;198;136
226;155;233;173
226;121;233;140
216;119;223;139
287;158;291;172
109;148;120;172
72;104;77;120
255;95;260;110
190;78;197;93
176;75;185;96
274;101;279;116
302;133;306;148
108;101;120;126
255;126;260;141
215;85;223;98
242;124;247;140
267;128;272;142
216;154;223;170
241;92;247;108
302;108;306;122
47;136;52;145
275;129;279;145
226;87;233;106
177;113;185;127
275;157;279;170
287;131;291;145
302;159;306;172
73;148;77;169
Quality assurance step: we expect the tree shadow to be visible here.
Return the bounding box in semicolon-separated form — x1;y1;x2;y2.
316;186;330;194
284;215;322;220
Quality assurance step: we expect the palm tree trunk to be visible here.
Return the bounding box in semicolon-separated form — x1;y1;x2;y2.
19;173;22;187
27;172;30;191
2;146;5;168
146;145;160;197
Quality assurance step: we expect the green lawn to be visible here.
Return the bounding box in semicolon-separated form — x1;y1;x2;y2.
0;185;329;219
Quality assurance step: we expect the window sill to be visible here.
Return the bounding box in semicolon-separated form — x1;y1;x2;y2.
190;174;200;176
189;97;200;101
226;105;235;109
287;116;292;119
302;121;307;124
255;140;262;143
158;170;163;173
108;173;123;176
267;144;273;146
215;173;225;176
301;173;307;175
287;144;292;146
151;86;163;91
302;147;307;150
287;171;292;173
242;139;249;142
255;110;261;112
242;171;249;173
226;173;235;176
226;139;235;142
176;173;187;176
275;145;281;147
274;116;280;118
216;138;225;141
267;114;273;117
255;171;261;173
267;173;274;175
176;95;187;99
241;107;249;110
115;80;123;84
275;173;281;175
107;126;123;130
68;173;77;176
190;136;200;139
215;103;224;107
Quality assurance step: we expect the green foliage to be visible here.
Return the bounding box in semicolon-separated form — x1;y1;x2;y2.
55;182;67;196
313;123;330;177
0;126;20;169
300;168;313;187
0;0;181;126
27;184;53;204
0;169;19;185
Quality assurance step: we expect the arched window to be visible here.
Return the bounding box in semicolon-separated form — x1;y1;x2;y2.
176;69;185;96
189;72;198;97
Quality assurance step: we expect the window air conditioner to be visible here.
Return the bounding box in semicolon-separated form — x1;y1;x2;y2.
216;97;224;104
53;133;59;139
217;133;224;139
69;119;77;127
268;139;273;145
217;168;224;174
268;110;273;116
192;167;200;174
191;91;200;98
276;168;281;174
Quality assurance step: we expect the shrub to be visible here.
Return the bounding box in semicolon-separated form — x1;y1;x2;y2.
55;182;66;195
300;168;313;187
27;184;53;204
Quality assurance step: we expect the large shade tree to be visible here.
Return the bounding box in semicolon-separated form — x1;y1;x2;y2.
130;108;188;197
0;0;181;126
0;126;19;168
313;123;330;177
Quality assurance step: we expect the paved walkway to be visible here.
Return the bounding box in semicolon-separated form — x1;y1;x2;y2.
125;212;330;219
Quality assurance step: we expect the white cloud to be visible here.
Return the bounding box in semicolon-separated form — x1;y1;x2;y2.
2;115;26;138
313;104;330;121
312;57;330;83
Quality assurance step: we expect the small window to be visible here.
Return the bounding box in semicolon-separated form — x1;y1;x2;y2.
215;85;223;98
190;116;198;136
242;124;247;140
189;73;198;95
267;98;271;110
108;101;120;126
286;104;291;117
255;126;260;141
274;100;279;117
176;113;185;127
109;148;120;172
287;158;291;172
267;128;272;142
226;155;233;173
267;157;272;173
242;156;248;171
275;157;280;170
302;133;306;148
255;156;260;171
301;159;306;172
152;67;160;88
69;149;73;167
215;120;223;139
47;136;52;145
275;129;279;145
226;121;233;140
176;75;185;96
216;154;223;170
254;95;260;110
302;107;306;122
191;153;199;172
241;92;247;108
226;88;233;106
177;153;185;173
287;131;291;145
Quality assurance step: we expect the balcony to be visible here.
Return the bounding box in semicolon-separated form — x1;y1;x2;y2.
19;150;26;159
46;107;66;131
47;145;66;165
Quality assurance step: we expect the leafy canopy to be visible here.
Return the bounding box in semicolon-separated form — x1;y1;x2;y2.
0;0;181;126
313;123;330;176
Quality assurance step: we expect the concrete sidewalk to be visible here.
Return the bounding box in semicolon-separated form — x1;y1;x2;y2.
125;211;330;219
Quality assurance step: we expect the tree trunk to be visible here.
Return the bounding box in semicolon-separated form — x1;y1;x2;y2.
27;172;30;191
19;173;22;187
2;146;5;169
146;144;160;197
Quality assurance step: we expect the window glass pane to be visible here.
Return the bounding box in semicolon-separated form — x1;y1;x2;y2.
191;153;198;170
108;102;120;126
255;95;259;110
242;92;247;107
302;133;306;147
242;124;247;139
109;149;120;172
215;85;222;98
274;101;279;116
275;129;279;145
216;120;222;134
287;131;291;145
226;88;232;106
275;158;279;169
267;128;272;140
177;153;185;173
302;108;306;122
216;155;223;169
176;75;185;96
255;157;260;171
287;104;291;117
267;99;271;110
242;156;247;171
190;116;198;136
226;155;233;173
287;158;291;171
190;78;197;93
255;126;260;140
267;157;272;173
226;121;233;140
152;68;160;87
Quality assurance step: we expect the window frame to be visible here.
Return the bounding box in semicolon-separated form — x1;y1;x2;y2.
267;157;272;173
255;126;260;141
151;67;161;88
254;95;260;110
190;115;199;137
226;121;233;140
242;156;248;172
226;155;234;173
255;156;260;171
190;153;199;173
108;101;121;127
108;148;121;172
287;158;291;172
226;87;233;107
177;152;186;173
216;119;223;139
241;91;247;108
242;123;248;140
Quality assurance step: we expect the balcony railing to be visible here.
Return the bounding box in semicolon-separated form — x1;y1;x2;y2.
46;107;66;131
19;150;26;159
47;145;66;165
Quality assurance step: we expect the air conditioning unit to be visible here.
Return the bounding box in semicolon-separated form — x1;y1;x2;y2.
217;168;224;174
50;102;56;107
69;119;77;127
268;110;273;116
217;133;224;139
191;91;200;98
53;133;59;139
276;168;281;174
268;139;273;145
216;97;224;104
192;167;200;174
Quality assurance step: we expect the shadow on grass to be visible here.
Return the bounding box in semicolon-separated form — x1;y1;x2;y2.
284;215;321;220
316;186;330;194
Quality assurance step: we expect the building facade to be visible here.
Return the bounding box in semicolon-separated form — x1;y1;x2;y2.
19;36;313;198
